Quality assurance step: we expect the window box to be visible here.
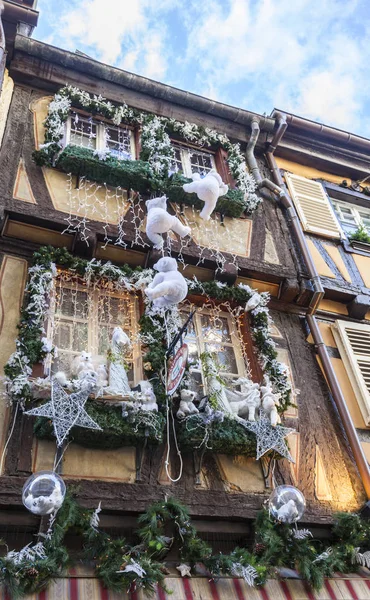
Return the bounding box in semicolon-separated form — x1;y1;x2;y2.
350;239;370;254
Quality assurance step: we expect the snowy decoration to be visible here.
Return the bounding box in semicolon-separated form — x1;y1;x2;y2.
183;169;228;220
6;542;47;565
313;548;333;563
71;351;95;379
117;559;147;578
269;485;306;524
140;115;175;178
245;293;261;312
260;380;280;427
292;528;313;540
53;371;69;387
96;364;108;388
22;471;66;516
106;327;131;396
225;378;261;421
41;337;53;353
24;380;102;447
145;257;188;308
176;563;192;577
231;562;258;586
145;195;191;249
137;380;158;412
353;549;370;568
237;415;295;461
90;501;102;530
200;352;232;413
176;389;199;419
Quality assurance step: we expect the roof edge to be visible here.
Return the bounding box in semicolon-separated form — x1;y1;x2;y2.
14;35;276;133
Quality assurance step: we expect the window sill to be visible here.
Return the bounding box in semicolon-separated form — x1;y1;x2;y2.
343;238;370;256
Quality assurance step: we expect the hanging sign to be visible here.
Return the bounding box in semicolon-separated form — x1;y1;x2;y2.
167;343;188;396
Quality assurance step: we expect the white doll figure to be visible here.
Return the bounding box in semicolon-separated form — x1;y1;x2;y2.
107;327;131;396
96;364;108;388
260;381;280;427
24;481;64;516
71;351;95;379
145;257;188;308
138;380;158;412
176;389;199;419
225;378;261;421
146;195;191;249
276;499;299;524
182;169;228;220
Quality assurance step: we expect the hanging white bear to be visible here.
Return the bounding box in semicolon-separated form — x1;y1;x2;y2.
145;257;188;308
176;389;199;419
145;195;191;249
182;169;228;220
106;327;131;396
225;377;261;421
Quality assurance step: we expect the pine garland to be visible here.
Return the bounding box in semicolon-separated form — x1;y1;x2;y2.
2;494;370;597
32;85;259;215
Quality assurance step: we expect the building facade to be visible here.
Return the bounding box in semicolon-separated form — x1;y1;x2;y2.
0;2;370;598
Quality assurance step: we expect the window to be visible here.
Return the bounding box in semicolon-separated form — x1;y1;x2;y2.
169;143;216;177
332;320;370;426
331;200;370;235
49;274;141;385
181;308;246;398
66;111;136;160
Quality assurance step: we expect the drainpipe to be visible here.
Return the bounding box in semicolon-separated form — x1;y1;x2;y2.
0;2;5;90
245;113;370;499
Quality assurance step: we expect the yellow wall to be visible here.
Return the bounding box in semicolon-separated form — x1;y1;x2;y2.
322;244;351;283
306;239;336;278
352;253;370;289
0;255;28;473
318;299;348;315
275;157;351;186
0;70;14;150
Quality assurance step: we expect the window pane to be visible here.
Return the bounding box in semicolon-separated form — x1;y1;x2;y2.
189;149;213;175
201;315;232;343
340;207;357;224
57;289;88;319
70;114;97;149
204;343;238;373
169;145;184;175
105;126;133;160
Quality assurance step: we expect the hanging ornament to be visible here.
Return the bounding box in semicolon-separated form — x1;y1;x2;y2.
268;485;306;524
22;471;66;516
145;257;188;308
145;195;191;249
182;169;228;220
24;379;102;447
237;415;295;461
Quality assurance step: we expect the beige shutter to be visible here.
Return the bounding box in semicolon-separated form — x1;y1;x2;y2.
332;321;370;425
285;173;343;239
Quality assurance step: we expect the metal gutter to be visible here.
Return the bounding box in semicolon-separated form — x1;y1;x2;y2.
245;112;370;499
13;35;276;132
2;0;38;27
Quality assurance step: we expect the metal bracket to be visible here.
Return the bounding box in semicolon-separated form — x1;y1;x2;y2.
193;446;206;486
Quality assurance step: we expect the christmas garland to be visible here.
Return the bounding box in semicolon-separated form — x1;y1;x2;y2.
1;494;370;598
4;246;292;455
32;85;259;216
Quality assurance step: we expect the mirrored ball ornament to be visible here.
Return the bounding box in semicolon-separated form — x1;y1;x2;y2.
269;485;306;524
22;471;66;516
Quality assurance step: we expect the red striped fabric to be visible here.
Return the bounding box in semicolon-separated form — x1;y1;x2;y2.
344;580;359;599
209;579;221;600
280;581;293;600
232;578;245;600
182;578;193;600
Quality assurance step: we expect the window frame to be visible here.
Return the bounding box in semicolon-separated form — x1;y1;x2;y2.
181;306;247;396
47;276;143;385
65;111;136;161
331;199;370;235
170;142;216;177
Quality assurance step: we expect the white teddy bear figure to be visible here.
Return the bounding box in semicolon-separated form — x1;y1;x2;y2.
182;169;228;220
260;382;280;427
145;196;191;249
176;389;199;419
96;364;108;388
225;378;261;421
71;351;95;379
276;499;299;523
138;380;158;412
145;257;188;308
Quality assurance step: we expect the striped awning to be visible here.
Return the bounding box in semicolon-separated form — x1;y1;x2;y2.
2;573;370;600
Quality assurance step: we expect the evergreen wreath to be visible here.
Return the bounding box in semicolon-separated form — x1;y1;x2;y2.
2;493;370;598
32;85;259;216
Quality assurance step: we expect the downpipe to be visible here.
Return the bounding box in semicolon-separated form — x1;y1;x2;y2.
245;113;370;498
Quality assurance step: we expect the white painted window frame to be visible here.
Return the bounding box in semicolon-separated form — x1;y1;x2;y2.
171;142;216;177
331;199;370;233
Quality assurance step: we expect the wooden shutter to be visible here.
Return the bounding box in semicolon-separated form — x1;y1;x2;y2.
332;320;370;425
285;173;343;239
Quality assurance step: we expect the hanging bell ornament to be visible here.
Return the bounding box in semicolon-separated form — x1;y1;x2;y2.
22;471;66;516
268;485;306;524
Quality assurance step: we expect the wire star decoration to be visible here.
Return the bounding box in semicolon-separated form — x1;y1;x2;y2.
24;380;102;447
236;414;295;462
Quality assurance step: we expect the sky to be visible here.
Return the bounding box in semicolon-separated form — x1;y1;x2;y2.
35;0;370;137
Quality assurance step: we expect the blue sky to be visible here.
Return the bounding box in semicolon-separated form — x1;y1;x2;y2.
35;0;370;137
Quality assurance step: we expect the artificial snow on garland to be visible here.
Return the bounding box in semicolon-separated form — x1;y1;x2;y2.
34;85;260;212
